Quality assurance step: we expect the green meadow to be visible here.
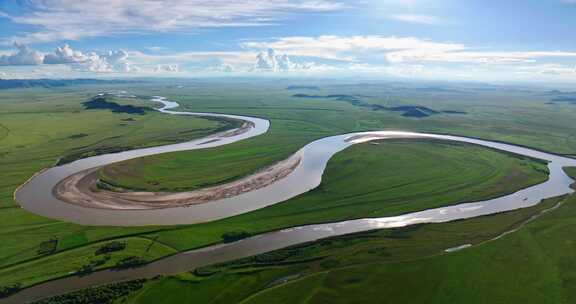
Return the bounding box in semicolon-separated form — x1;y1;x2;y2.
119;194;570;304
1;80;576;302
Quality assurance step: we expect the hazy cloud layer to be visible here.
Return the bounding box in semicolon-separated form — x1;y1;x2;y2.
154;64;179;73
242;36;465;61
243;35;576;66
3;0;344;44
389;14;444;25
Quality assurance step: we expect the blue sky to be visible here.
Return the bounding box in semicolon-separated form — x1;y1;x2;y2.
0;0;575;81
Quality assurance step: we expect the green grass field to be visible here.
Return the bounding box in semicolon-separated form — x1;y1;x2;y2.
115;194;568;304
0;135;547;290
142;139;548;253
1;80;576;302
0;237;176;288
35;194;565;304
98;79;576;194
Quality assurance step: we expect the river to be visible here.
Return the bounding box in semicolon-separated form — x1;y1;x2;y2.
5;95;576;303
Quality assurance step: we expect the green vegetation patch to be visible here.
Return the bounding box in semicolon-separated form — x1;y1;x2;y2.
95;241;126;255
37;237;58;255
2;82;576;301
0;237;176;288
149;139;549;252
98;118;322;192
33;279;146;304
565;167;576;178
118;195;563;304
564;167;576;190
0;283;21;298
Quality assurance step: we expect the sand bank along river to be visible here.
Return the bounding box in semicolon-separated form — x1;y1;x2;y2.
6;95;576;303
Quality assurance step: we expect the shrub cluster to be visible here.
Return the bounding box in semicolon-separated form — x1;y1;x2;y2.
95;241;127;255
0;283;21;298
33;279;146;304
76;255;111;275
114;256;146;269
38;237;58;255
221;230;251;243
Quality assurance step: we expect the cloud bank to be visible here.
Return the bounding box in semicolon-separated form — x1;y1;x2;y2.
3;0;344;44
254;49;318;72
242;35;576;68
0;43;140;73
1;35;576;81
0;43;44;65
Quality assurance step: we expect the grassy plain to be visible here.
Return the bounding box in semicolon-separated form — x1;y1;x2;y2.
0;237;176;288
145;139;548;252
1;79;576;299
0;136;547;290
100;79;576;193
0;86;227;285
118;195;567;304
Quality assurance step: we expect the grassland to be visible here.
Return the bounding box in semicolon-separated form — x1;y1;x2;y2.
0;237;176;288
99;79;576;194
1;80;576;301
565;167;576;189
0;137;548;290
240;191;576;304
0;87;230;283
98;119;318;192
142;139;548;251
100;136;549;196
100;194;566;304
33;195;566;304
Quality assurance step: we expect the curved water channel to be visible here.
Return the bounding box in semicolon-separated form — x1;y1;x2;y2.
6;95;576;303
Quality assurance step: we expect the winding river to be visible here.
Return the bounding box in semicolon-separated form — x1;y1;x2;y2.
6;95;576;303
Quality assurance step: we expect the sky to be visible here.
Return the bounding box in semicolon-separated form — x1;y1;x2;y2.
0;0;575;82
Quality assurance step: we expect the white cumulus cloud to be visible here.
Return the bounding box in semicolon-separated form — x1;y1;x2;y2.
0;43;44;66
43;44;88;64
0;43;138;73
254;49;318;72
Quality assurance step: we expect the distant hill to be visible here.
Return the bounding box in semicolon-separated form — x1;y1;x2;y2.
0;79;137;90
286;85;320;91
551;96;576;102
292;93;467;118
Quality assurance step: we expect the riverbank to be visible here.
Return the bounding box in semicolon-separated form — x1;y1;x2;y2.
54;153;302;210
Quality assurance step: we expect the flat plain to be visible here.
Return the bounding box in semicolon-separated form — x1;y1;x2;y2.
2;79;576;303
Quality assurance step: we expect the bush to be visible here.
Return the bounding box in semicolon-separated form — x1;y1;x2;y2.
254;250;293;263
76;255;111;275
0;283;21;298
38;237;58;255
114;256;146;269
33;279;145;304
95;241;126;255
193;265;221;277
221;230;251;243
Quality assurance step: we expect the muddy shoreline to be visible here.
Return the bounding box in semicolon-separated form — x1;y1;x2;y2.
54;152;302;210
